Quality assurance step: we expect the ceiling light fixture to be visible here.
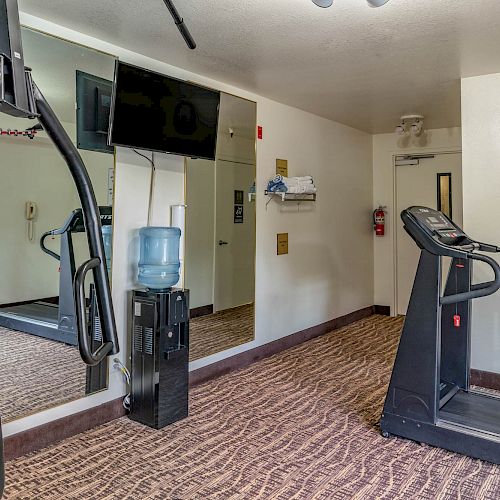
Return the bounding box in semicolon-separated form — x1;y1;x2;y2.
367;0;390;6
395;115;425;137
311;0;333;7
162;0;197;49
311;0;390;7
395;123;407;136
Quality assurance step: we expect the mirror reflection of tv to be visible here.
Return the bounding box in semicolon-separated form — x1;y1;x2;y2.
108;61;220;160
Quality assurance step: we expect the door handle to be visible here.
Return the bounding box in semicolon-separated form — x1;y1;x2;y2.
219;240;229;246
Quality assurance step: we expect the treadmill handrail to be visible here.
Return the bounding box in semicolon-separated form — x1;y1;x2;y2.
39;209;82;261
40;231;61;261
74;258;113;365
441;253;500;305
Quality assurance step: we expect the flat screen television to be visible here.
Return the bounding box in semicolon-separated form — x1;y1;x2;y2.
109;61;220;160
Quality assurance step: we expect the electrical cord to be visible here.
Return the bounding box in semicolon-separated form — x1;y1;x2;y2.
132;149;156;226
113;357;131;411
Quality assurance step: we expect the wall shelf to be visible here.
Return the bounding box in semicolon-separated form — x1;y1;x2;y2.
264;190;316;209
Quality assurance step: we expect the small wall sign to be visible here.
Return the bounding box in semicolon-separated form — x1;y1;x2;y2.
277;233;289;255
234;205;244;223
276;159;288;177
234;190;244;205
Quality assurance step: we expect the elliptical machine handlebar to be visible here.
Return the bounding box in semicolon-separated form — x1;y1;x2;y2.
441;252;500;305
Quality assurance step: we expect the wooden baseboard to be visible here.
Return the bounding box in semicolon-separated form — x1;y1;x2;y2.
470;369;500;391
4;398;126;461
374;305;391;316
189;305;376;387
190;304;214;319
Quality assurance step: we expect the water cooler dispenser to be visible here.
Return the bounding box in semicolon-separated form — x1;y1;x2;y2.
129;226;190;429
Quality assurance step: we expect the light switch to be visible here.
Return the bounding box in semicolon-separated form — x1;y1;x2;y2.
277;233;289;255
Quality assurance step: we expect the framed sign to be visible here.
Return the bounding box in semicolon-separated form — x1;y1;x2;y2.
234;190;244;205
234;205;244;223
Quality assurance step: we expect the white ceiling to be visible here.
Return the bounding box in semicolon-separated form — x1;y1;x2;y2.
18;0;500;133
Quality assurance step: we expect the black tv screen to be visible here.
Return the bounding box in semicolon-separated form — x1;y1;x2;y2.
109;61;220;159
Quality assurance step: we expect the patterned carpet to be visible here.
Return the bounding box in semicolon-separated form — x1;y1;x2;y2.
5;315;500;499
189;303;254;361
0;327;87;422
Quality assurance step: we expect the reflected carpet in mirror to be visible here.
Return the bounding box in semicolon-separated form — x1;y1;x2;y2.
190;303;254;361
0;327;87;421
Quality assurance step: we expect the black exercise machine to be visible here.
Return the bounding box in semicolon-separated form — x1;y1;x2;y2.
0;0;120;494
381;206;500;464
0;207;112;346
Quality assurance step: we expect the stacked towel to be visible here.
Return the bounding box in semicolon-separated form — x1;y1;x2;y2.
267;175;316;194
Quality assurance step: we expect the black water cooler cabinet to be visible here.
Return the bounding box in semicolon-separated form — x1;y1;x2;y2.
129;289;189;429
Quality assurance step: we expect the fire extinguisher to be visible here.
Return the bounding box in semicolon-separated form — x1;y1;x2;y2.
373;206;386;237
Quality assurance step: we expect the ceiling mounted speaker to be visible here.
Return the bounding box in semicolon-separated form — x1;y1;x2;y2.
311;0;333;7
367;0;390;6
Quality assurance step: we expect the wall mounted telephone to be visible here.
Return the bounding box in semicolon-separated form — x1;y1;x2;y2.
25;201;37;220
25;201;37;242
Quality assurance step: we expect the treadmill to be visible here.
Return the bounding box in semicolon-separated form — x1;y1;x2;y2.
381;206;500;464
0;207;112;345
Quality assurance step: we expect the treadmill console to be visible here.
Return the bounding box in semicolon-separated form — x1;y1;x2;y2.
403;206;469;251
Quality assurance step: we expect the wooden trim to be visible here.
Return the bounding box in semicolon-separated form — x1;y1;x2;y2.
374;305;391;316
470;369;500;391
190;304;214;319
189;306;375;387
4;398;126;461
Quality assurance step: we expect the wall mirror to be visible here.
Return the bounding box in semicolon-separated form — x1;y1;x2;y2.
0;28;116;422
185;93;256;361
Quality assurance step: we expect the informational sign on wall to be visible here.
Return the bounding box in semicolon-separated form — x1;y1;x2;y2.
276;159;288;177
234;190;244;205
234;205;244;224
277;233;289;255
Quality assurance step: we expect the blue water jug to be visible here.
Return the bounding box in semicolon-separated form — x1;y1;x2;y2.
101;225;113;273
138;226;181;290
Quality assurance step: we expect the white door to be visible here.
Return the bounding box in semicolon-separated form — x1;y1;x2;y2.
213;160;256;312
396;153;462;315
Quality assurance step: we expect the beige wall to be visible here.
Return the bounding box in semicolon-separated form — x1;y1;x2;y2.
462;73;500;373
0;119;110;304
372;128;462;313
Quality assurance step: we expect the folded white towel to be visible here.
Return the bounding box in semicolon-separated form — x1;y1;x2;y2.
285;179;313;187
287;185;317;194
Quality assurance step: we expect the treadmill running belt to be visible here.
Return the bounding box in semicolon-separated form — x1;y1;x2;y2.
0;302;58;324
440;390;500;436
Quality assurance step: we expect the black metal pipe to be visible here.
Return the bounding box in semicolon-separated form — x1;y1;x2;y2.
162;0;196;49
32;83;119;358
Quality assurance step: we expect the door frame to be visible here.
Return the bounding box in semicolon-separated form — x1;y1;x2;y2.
392;149;462;315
